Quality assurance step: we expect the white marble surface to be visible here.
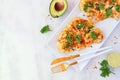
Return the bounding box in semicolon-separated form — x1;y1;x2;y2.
0;0;120;80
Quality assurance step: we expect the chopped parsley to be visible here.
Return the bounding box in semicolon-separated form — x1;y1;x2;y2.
111;0;115;2
88;25;94;29
100;60;112;77
84;4;88;12
84;2;94;12
84;30;89;34
40;25;51;34
66;32;72;48
115;4;120;12
105;8;112;17
76;23;86;29
87;2;94;8
90;31;97;40
98;3;105;10
74;34;82;44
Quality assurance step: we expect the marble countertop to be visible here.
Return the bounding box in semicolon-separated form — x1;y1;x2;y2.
0;0;120;80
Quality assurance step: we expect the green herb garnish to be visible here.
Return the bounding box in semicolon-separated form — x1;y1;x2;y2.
100;60;112;77
84;30;89;34
88;25;94;29
66;32;72;48
111;0;115;2
115;4;120;12
84;2;94;12
87;2;94;8
98;3;105;10
76;23;86;29
40;25;51;34
90;31;97;40
105;8;112;17
84;4;88;12
74;34;82;44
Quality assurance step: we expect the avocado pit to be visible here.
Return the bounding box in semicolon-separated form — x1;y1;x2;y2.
55;2;65;11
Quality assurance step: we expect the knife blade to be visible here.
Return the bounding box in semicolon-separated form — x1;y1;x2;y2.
51;54;80;65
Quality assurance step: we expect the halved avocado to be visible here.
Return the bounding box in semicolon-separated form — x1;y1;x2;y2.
49;0;68;18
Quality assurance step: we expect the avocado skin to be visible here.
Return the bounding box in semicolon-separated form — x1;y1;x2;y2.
49;0;68;18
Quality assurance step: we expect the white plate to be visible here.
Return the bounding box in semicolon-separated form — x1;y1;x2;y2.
48;0;119;71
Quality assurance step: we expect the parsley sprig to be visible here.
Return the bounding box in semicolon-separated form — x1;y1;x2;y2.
115;4;120;12
66;32;72;48
90;31;97;40
76;23;86;29
88;25;93;29
74;34;82;44
105;8;112;18
84;2;94;12
100;60;112;77
111;0;115;3
98;3;105;10
40;25;51;34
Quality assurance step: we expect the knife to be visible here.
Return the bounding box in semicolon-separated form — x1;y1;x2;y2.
51;54;80;65
51;46;112;65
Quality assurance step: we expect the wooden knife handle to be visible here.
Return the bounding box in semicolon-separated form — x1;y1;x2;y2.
62;54;80;61
69;61;78;66
51;54;80;65
69;54;80;59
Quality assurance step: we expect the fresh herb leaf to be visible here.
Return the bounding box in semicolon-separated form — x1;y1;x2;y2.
84;4;88;12
87;2;94;8
115;4;120;12
88;25;94;29
100;60;108;67
84;2;94;12
76;23;86;29
105;8;112;17
90;31;97;40
111;0;115;2
66;32;72;48
40;25;51;34
84;30;89;34
100;60;112;77
98;3;105;10
74;34;82;44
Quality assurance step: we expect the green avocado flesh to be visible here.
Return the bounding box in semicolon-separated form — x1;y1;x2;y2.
49;0;68;18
